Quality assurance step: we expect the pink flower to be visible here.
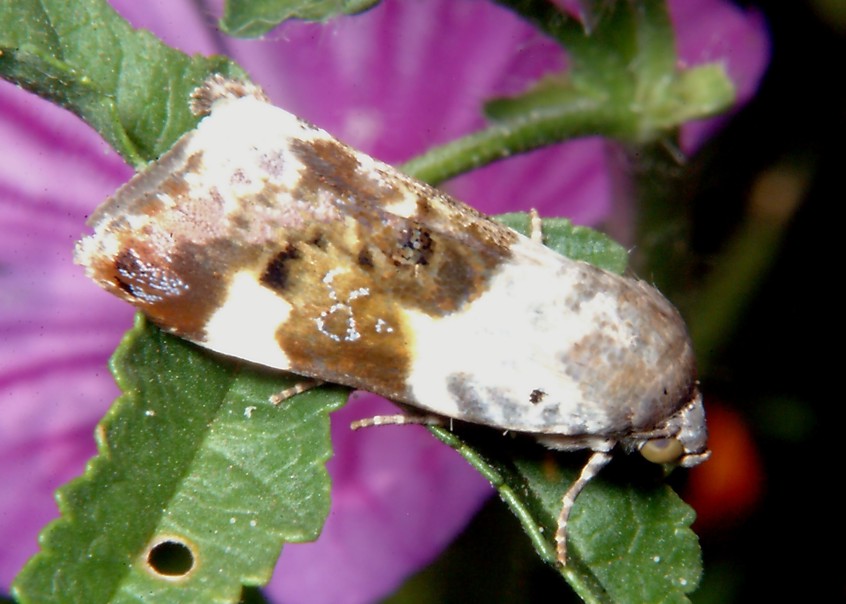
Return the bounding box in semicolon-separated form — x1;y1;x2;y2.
0;1;768;602
671;0;769;151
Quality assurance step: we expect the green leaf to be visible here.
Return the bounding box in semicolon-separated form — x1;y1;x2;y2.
495;213;629;274
403;0;735;185
220;0;380;38
0;0;245;167
13;316;348;604
427;428;701;604
488;0;734;142
425;215;702;603
515;454;701;603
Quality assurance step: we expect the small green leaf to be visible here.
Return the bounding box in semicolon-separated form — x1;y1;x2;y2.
487;0;735;143
521;454;701;603
0;0;245;167
220;0;380;38
401;0;736;186
495;213;629;274
428;427;701;604
12;316;348;604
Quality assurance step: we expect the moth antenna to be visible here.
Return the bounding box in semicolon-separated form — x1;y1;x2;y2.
350;414;445;430
270;380;324;405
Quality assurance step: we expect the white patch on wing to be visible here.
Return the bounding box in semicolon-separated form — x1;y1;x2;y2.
202;271;293;370
180;97;323;213
380;191;419;218
402;236;632;435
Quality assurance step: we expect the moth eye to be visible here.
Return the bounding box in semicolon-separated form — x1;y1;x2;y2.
640;438;685;464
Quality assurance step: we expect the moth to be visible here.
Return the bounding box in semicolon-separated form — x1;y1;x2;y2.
76;75;710;565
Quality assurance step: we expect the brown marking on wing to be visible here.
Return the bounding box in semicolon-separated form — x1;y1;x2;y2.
79;120;521;403
561;267;697;432
260;243;301;292
289;138;516;314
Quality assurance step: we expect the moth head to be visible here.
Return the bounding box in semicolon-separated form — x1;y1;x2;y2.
639;389;710;467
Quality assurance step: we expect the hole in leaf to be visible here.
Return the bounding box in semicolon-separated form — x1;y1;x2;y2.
145;537;196;579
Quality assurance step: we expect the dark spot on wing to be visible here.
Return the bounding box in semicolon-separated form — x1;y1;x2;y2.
289;137;518;315
393;225;433;266
357;247;374;268
309;233;327;249
260;243;301;292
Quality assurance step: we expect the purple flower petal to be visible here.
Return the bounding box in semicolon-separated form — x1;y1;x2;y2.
276;394;491;604
672;0;770;151
0;1;769;602
0;84;133;583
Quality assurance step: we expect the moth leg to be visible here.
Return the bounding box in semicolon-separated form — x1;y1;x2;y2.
350;414;447;430
269;380;324;405
556;450;613;566
529;208;544;243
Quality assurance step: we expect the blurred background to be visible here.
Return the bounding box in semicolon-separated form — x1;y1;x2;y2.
385;1;842;601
